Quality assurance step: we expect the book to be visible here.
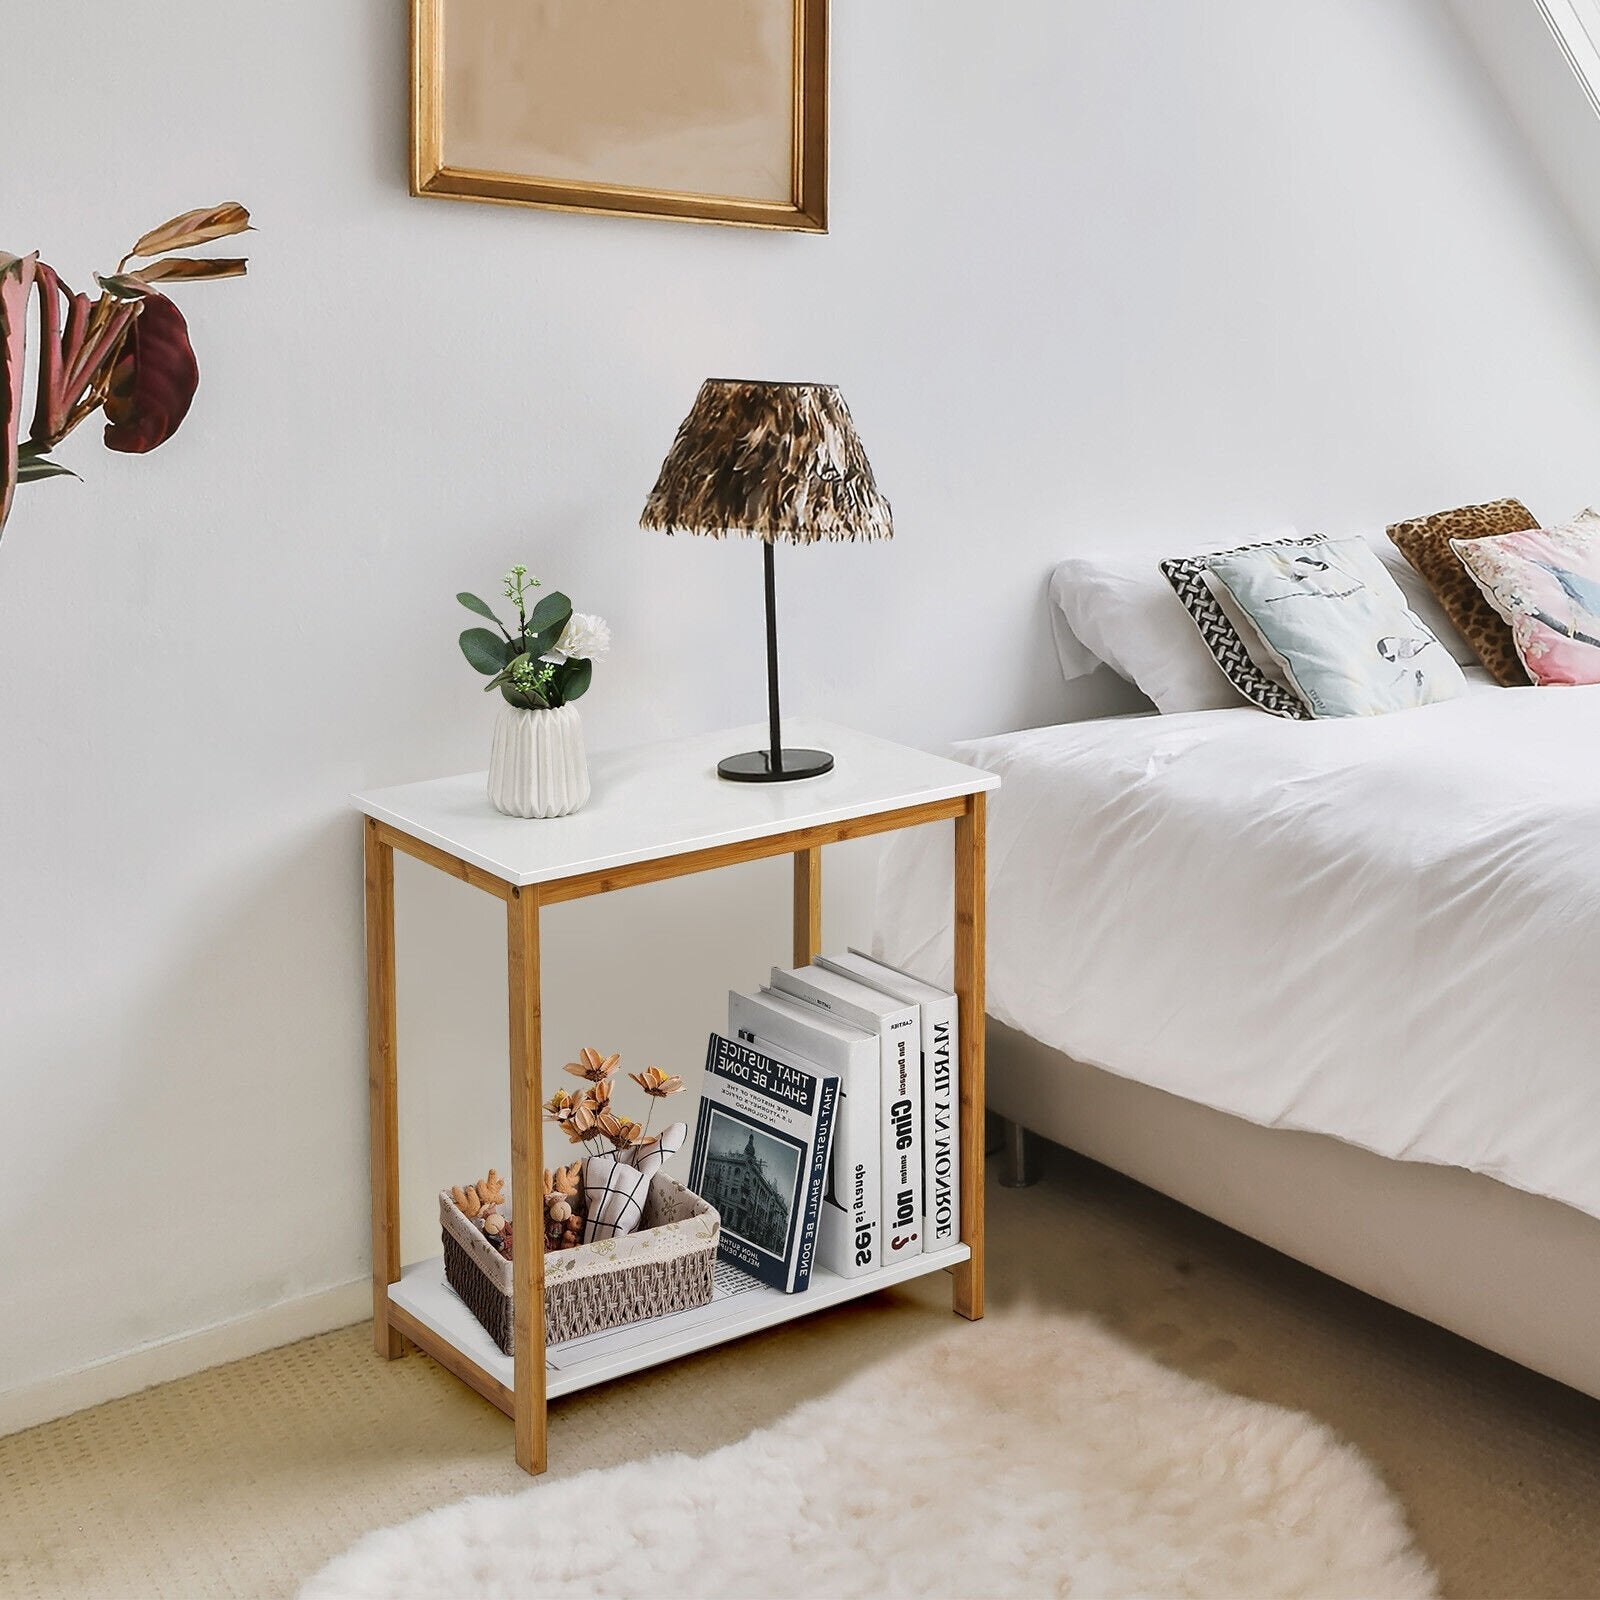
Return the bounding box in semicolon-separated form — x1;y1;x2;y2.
819;949;962;1252
729;987;883;1278
769;963;924;1263
687;1032;839;1293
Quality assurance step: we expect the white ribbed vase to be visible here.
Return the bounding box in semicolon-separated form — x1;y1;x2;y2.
487;702;590;819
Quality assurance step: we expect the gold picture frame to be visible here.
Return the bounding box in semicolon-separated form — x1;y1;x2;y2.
411;0;828;232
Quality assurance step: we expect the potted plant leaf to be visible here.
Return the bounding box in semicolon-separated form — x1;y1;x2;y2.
0;201;252;544
458;565;610;817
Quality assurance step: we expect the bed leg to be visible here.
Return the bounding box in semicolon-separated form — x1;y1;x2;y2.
999;1119;1039;1188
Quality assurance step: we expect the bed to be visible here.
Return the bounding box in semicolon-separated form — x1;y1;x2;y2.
875;681;1600;1398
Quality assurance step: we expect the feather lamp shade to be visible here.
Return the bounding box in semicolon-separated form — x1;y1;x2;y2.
641;379;893;781
641;380;893;544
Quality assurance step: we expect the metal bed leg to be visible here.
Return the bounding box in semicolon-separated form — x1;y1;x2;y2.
999;1119;1039;1188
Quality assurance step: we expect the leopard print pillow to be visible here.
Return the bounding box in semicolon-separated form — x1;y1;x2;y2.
1386;499;1538;685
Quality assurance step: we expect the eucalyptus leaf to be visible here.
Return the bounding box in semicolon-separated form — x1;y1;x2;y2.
460;627;510;675
526;591;572;639
557;657;592;702
524;624;565;659
484;650;528;691
502;681;549;710
457;591;504;627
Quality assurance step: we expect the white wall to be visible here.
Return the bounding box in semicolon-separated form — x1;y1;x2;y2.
5;0;1600;1414
1446;0;1600;271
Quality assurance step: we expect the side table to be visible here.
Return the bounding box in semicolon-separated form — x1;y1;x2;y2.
354;719;997;1475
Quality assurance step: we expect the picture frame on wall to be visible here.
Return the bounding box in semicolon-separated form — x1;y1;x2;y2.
411;0;828;232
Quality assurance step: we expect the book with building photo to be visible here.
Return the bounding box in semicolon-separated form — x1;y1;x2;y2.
818;950;962;1251
728;987;884;1278
687;1033;839;1293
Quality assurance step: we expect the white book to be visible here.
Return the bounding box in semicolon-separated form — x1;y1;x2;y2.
820;950;961;1252
770;963;924;1263
729;988;883;1278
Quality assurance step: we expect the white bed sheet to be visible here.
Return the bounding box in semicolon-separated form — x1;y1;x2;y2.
877;686;1600;1222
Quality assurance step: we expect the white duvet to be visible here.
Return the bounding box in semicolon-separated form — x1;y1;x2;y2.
877;686;1600;1222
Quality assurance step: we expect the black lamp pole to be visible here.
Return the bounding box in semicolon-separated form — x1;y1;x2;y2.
716;540;835;783
763;539;784;775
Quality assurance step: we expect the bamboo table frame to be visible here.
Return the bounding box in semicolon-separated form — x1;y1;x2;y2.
363;748;988;1478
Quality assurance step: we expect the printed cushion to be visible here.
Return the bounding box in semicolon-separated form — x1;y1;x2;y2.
1206;535;1467;717
1386;499;1538;685
1451;510;1600;686
1162;537;1321;718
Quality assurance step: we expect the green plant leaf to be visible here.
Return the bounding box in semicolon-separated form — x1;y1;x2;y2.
94;273;152;302
526;591;571;639
456;591;504;627
557;657;592;702
495;651;549;709
522;627;562;660
459;627;510;675
16;457;77;482
484;650;527;691
501;681;549;710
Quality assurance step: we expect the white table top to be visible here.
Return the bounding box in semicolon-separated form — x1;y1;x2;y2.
352;719;998;886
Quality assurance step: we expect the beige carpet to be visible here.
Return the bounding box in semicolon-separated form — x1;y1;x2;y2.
305;1308;1434;1599
4;1149;1600;1599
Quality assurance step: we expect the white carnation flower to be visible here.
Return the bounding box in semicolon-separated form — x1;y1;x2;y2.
556;612;611;660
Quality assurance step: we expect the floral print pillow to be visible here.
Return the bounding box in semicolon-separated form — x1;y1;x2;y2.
1451;510;1600;686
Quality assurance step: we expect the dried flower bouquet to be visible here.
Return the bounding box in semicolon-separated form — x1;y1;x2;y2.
452;1049;688;1263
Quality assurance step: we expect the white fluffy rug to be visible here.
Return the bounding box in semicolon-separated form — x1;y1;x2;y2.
304;1308;1436;1599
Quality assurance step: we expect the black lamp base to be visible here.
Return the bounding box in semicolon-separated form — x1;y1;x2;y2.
718;748;834;783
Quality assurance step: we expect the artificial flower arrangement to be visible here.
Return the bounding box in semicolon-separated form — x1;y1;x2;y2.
452;1048;687;1262
545;1048;686;1162
1;201;252;543
459;565;612;817
457;564;610;710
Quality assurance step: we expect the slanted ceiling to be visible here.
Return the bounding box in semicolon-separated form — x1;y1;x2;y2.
1447;0;1600;268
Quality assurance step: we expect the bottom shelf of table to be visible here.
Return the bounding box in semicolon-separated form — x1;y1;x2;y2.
389;1242;972;1408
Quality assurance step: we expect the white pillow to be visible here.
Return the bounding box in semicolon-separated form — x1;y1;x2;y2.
1048;528;1299;712
1048;524;1478;712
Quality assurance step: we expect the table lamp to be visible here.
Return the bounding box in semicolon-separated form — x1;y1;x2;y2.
641;379;893;782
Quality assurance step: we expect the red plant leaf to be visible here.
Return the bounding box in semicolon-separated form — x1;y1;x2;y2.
128;256;248;284
0;252;38;536
29;262;78;445
27;263;141;449
125;202;251;264
102;292;199;454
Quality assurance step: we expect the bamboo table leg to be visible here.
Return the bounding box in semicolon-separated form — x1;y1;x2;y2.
793;846;822;967
507;884;549;1475
365;819;404;1359
952;792;986;1321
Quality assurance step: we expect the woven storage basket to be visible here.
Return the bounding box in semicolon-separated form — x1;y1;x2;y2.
440;1173;719;1353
